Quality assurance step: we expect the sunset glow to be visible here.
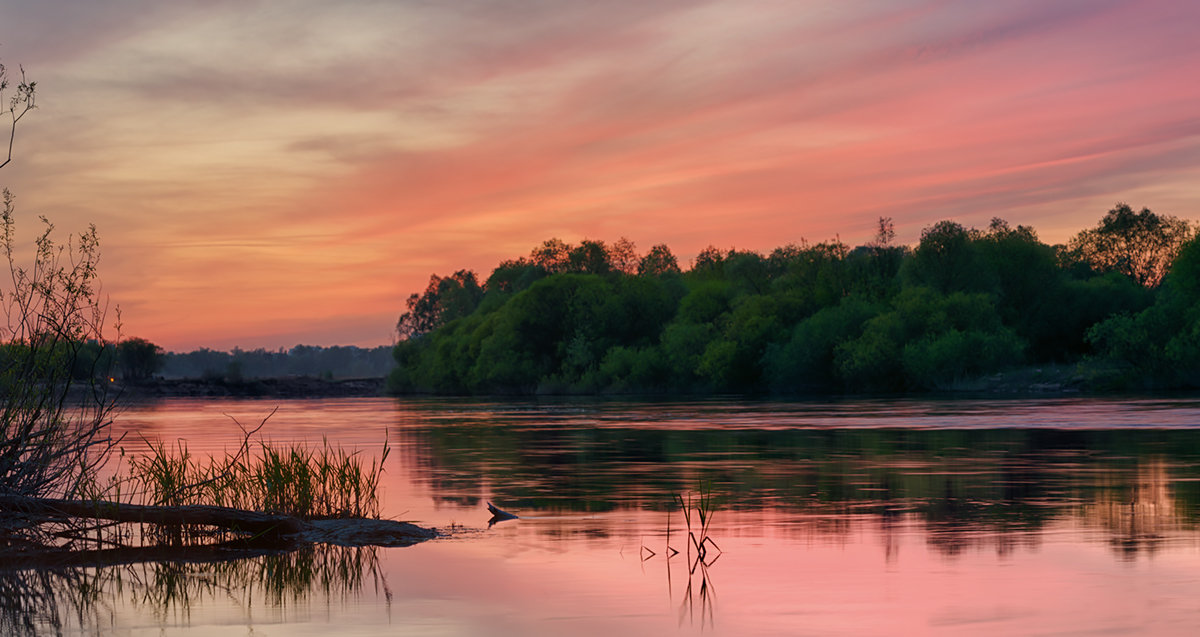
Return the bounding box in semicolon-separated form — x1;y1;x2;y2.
3;0;1199;350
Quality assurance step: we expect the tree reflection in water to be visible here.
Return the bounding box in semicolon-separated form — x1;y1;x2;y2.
1083;456;1182;558
0;543;387;636
401;416;1200;560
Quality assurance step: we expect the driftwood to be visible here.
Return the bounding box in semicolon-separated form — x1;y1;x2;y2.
0;494;307;538
487;501;518;528
0;494;437;554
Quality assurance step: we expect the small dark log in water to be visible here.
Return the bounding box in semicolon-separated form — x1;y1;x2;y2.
487;501;518;527
0;494;438;557
302;518;438;546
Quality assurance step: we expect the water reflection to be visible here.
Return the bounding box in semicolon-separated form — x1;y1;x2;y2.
392;400;1200;560
671;548;717;631
658;494;723;632
1082;457;1182;558
21;396;1200;636
0;544;387;636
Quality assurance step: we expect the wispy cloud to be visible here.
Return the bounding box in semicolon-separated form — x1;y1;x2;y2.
2;0;1199;349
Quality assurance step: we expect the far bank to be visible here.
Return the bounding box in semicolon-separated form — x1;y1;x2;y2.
121;376;386;398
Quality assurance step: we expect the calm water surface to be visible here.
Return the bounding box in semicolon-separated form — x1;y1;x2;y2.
13;396;1200;636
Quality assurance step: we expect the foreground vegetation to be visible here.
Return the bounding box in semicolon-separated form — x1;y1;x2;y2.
129;411;388;520
390;207;1199;394
3;407;426;561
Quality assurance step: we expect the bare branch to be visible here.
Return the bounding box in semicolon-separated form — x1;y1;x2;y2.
0;63;36;171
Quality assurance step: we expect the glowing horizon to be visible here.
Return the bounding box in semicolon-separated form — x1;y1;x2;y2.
2;0;1199;351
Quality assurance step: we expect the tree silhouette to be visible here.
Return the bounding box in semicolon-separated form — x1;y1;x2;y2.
637;244;680;276
567;239;612;274
530;238;571;273
1068;203;1194;287
396;270;482;340
608;236;639;274
117;337;164;381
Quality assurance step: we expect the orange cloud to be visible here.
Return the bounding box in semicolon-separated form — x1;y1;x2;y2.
3;0;1199;350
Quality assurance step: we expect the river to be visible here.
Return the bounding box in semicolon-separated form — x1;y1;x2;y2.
11;395;1200;636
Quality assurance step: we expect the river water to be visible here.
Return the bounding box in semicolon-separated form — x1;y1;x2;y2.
12;396;1200;636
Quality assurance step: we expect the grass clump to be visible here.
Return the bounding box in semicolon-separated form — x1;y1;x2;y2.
129;411;389;520
674;483;720;562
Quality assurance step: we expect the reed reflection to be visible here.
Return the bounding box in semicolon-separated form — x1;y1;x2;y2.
638;490;723;632
0;544;388;636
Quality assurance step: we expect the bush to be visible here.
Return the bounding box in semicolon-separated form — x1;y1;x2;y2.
0;189;118;499
902;328;1025;389
763;295;881;392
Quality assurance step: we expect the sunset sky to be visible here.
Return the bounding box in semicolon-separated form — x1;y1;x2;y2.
2;0;1199;351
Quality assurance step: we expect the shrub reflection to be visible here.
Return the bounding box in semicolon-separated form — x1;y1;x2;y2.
0;543;386;636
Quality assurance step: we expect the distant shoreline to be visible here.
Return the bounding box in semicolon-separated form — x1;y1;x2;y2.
120;376;386;399
111;364;1193;400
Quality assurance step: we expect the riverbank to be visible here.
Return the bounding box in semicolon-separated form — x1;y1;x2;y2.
117;363;1146;400
122;376;386;398
934;363;1090;394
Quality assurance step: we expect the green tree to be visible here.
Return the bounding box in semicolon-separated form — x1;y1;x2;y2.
637;243;680;276
763;295;881;392
567;239;612;275
770;240;853;311
470;274;579;392
835;288;1024;390
1087;235;1200;386
902;221;989;294
386;216;1200;396
974;219;1063;358
691;245;728;278
396;270;483;340
484;257;544;295
724;251;769;296
530;237;571;273
702;294;784;389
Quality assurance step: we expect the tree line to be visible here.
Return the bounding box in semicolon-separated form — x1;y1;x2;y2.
163;344;394;381
63;341;396;383
388;204;1199;394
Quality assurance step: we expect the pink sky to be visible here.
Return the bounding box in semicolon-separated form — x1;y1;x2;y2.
2;0;1199;351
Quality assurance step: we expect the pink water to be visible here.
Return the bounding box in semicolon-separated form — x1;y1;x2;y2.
29;396;1200;635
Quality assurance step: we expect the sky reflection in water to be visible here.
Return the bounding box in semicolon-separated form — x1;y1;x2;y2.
13;396;1200;636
